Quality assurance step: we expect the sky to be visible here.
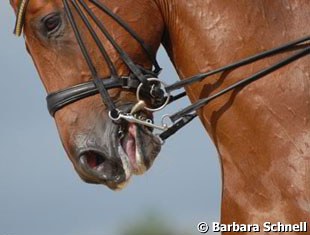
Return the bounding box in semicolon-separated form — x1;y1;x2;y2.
0;2;221;235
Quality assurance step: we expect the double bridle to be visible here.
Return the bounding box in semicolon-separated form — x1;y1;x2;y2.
14;0;310;142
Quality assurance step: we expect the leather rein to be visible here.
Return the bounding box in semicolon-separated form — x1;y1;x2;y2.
14;0;310;143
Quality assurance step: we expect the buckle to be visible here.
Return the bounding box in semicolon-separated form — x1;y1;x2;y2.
121;76;131;89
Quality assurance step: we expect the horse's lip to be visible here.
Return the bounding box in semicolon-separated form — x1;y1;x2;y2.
117;123;148;176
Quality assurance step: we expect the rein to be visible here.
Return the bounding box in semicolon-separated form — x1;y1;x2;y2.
14;0;310;143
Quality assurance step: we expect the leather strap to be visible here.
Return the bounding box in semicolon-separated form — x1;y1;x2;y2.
169;45;310;122
159;114;196;141
89;0;162;74
76;0;149;85
157;44;309;141
47;76;140;116
166;35;310;93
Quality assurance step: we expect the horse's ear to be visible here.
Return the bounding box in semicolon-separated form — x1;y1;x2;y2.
10;0;19;12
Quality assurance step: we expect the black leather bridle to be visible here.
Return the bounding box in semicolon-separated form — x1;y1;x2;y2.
14;0;310;142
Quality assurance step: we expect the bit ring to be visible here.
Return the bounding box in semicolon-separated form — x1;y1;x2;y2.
136;78;171;112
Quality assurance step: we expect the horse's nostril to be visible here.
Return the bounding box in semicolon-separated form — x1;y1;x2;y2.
84;151;106;169
80;151;109;171
79;151;124;184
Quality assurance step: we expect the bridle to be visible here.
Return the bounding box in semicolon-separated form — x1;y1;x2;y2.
14;0;310;143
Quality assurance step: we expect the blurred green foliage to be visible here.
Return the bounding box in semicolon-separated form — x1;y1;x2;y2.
121;211;194;235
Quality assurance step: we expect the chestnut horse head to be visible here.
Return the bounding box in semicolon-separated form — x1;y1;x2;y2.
10;0;167;190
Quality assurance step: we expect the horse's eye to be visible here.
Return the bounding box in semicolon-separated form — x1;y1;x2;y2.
43;14;61;33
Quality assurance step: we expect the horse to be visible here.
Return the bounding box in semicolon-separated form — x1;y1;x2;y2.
10;0;309;232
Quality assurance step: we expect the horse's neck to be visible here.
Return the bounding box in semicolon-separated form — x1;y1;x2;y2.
158;0;310;225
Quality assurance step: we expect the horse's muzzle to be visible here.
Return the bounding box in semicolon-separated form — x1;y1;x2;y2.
73;106;162;190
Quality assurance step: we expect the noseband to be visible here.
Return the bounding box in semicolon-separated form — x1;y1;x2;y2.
14;0;310;142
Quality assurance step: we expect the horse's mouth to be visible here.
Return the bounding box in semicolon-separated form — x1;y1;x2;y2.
78;119;161;190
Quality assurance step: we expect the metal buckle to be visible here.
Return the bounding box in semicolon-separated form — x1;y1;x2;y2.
161;114;174;128
121;76;131;89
